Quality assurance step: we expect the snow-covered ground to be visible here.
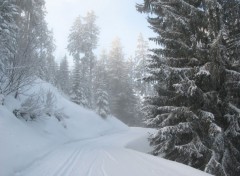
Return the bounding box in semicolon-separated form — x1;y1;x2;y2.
0;80;211;176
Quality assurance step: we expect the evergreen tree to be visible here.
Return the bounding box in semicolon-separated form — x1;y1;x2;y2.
0;0;18;74
38;27;57;85
94;50;108;94
67;12;99;108
126;56;145;126
134;33;149;95
67;16;89;107
82;11;99;108
67;16;85;61
70;59;88;107
58;55;70;94
138;0;240;175
94;50;110;118
0;0;55;97
96;89;109;119
43;30;57;85
107;38;138;125
217;1;240;175
0;0;18;100
33;1;56;84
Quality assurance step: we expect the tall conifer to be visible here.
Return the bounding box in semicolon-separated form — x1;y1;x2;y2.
138;0;240;175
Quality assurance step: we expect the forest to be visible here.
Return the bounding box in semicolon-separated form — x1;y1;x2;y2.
1;0;240;176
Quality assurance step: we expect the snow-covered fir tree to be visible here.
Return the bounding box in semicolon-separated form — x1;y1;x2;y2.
134;33;149;96
70;59;88;107
93;50;109;101
107;38;138;125
33;1;56;85
67;12;99;108
82;11;99;108
67;16;89;107
94;50;110;118
58;55;70;94
96;89;109;119
138;0;240;175
0;0;18;75
67;16;85;60
126;56;145;126
38;29;57;85
0;0;18;101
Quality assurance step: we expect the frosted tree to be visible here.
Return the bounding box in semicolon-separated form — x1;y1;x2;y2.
16;0;56;92
93;50;110;115
33;1;56;85
67;16;89;107
0;0;55;98
68;12;99;108
107;38;127;117
134;33;149;95
0;0;18;103
138;0;240;175
107;38;138;125
58;55;70;94
82;11;99;107
94;50;108;94
38;29;57;85
96;89;109;119
126;56;145;126
67;16;85;61
215;1;240;175
70;59;88;107
83;11;99;70
0;0;18;74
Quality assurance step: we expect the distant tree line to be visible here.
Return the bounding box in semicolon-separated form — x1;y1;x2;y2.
65;12;151;125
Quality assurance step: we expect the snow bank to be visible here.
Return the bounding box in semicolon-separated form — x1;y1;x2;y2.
0;80;127;176
125;127;156;153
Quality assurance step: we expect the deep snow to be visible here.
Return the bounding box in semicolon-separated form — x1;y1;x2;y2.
0;80;211;176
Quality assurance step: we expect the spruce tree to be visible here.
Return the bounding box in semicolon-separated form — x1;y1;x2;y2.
70;59;88;107
58;55;70;94
0;0;18;73
44;31;57;85
67;12;99;108
93;50;109;100
138;0;240;175
67;16;89;107
67;16;85;61
107;38;138;125
37;27;57;85
96;89;109;119
82;11;99;108
134;33;149;95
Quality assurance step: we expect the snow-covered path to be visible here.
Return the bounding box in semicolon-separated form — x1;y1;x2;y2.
14;128;211;176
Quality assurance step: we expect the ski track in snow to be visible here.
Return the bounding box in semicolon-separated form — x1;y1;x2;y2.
14;129;211;176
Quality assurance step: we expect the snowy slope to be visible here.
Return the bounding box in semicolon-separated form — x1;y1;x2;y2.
0;80;211;176
0;80;127;176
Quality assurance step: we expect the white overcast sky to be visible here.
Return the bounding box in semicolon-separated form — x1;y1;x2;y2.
45;0;155;63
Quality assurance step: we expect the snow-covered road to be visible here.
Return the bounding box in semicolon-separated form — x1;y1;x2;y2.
14;128;211;176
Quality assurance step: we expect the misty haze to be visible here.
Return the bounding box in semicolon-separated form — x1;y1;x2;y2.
0;0;239;176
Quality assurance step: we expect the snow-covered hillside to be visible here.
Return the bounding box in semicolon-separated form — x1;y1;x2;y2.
0;80;127;176
0;80;211;176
